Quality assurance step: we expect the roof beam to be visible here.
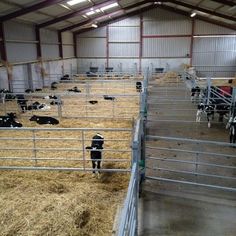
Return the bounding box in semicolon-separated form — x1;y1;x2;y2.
211;0;235;7
0;0;65;22
168;0;236;22
74;4;155;35
38;0;117;28
160;4;236;30
59;1;153;32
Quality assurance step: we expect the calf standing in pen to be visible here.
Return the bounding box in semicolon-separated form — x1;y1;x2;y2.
196;103;215;128
226;115;236;144
86;133;104;177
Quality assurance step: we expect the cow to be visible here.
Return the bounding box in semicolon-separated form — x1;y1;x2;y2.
196;103;215;128
16;94;28;113
103;95;115;101
67;86;81;93
27;102;50;111
25;89;34;93
86;133;104;177
0;113;22;128
51;82;58;90
136;81;142;93
226;116;236;144
50;101;63;105
0;89;15;101
29;115;59;125
60;74;70;81
35;88;42;92
191;86;201;103
215;103;230;122
89;100;98;105
44;95;58;100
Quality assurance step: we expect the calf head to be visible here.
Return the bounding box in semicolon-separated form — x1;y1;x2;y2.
29;115;37;121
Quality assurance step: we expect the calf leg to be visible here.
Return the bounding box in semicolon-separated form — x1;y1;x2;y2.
92;160;96;173
196;110;201;122
207;115;211;128
97;160;101;173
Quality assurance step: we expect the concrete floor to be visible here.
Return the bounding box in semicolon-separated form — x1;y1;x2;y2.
138;77;236;236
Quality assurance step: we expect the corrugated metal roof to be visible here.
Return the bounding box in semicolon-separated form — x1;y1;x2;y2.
0;0;235;32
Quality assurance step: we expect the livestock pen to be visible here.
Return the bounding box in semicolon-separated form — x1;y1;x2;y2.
0;75;148;236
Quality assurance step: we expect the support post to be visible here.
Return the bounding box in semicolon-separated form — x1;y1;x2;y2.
106;25;109;68
139;14;143;73
35;27;42;58
58;31;63;58
190;18;195;66
0;22;7;61
73;33;77;58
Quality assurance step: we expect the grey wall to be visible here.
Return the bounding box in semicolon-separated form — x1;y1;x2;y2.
76;8;236;76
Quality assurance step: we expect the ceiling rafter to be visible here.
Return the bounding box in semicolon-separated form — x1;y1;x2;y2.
0;0;65;22
59;0;153;32
74;4;156;35
168;0;236;22
73;2;236;35
38;0;118;28
160;4;236;30
211;0;235;7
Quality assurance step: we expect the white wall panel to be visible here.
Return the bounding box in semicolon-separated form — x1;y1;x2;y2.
143;37;190;57
77;58;106;72
109;59;139;73
143;8;191;35
214;52;236;66
41;44;59;60
215;37;236;51
79;27;106;37
63;45;74;58
195;20;236;35
109;43;139;57
109;27;139;42
31;63;43;89
141;58;190;72
4;20;36;41
192;53;215;66
11;65;27;93
40;28;58;43
77;38;106;57
6;42;37;63
193;38;217;52
64;58;78;74
62;31;73;44
109;17;139;26
0;67;8;89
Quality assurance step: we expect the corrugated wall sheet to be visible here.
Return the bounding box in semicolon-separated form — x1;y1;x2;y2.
143;37;191;57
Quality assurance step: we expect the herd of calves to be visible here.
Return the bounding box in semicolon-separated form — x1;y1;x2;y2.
0;77;143;128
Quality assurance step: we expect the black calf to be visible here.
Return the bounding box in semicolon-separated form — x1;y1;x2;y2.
103;95;115;100
86;133;104;174
16;94;28;112
29;115;59;125
0;113;22;127
89;100;98;105
67;86;81;93
51;82;58;90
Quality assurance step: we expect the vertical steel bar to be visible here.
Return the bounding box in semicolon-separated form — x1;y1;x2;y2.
57;95;62;118
81;131;86;170
0;22;7;61
32;130;37;165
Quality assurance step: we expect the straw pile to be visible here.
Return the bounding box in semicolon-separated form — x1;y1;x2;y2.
0;78;139;235
0;119;133;236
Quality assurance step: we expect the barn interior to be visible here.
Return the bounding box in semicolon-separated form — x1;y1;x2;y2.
0;0;236;235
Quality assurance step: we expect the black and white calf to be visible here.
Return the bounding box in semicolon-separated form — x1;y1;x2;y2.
67;86;81;93
196;103;215;128
136;81;142;93
51;82;58;90
191;86;201;103
16;94;28;112
29;115;59;125
86;133;104;175
27;102;51;111
226;116;236;144
0;113;22;127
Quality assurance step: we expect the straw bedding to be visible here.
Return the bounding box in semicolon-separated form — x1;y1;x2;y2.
0;79;139;235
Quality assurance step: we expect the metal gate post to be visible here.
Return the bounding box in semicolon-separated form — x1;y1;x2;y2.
132;139;139;236
231;87;236;117
206;77;211;105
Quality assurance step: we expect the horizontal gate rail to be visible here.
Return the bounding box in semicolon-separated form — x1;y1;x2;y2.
148;167;236;180
146;176;236;192
146;135;236;192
